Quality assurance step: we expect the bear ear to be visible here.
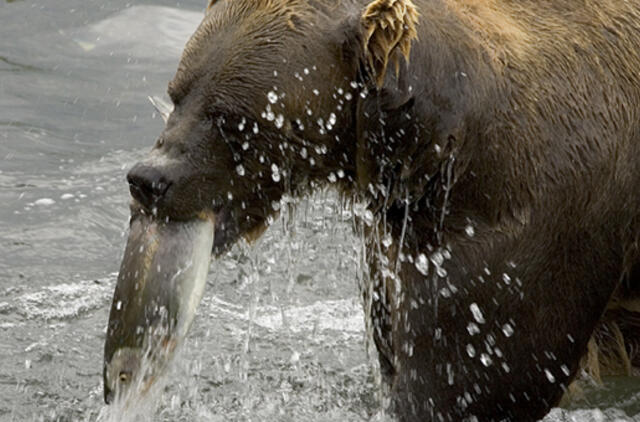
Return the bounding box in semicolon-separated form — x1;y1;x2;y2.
206;0;219;11
361;0;419;88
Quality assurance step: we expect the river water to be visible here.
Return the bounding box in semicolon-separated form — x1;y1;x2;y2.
0;1;638;421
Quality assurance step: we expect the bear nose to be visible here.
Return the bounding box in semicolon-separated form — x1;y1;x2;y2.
127;164;172;210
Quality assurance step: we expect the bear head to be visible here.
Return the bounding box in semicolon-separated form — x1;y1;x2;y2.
126;0;419;252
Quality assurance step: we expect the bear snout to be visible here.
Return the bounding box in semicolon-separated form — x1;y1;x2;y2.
127;163;173;212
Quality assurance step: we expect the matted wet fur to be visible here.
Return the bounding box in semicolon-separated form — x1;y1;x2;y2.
119;0;640;420
585;264;640;382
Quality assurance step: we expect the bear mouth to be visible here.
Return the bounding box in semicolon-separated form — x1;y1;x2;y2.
128;198;239;255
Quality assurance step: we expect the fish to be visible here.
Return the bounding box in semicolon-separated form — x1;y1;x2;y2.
103;209;214;404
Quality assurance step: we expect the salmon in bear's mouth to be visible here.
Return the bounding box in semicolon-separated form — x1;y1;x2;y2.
103;207;215;404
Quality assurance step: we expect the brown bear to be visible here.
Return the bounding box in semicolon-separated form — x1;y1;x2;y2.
118;0;640;420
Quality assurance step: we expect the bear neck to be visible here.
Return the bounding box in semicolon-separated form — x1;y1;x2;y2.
352;0;516;248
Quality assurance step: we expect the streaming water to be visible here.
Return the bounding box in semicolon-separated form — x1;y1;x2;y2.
1;1;639;421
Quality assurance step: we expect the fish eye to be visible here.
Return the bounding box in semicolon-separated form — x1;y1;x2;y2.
119;371;131;383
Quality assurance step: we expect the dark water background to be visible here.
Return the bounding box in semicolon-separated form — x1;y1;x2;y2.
0;1;639;420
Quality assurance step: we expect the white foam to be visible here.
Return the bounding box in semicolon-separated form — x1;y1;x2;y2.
34;198;55;206
11;275;115;320
543;407;632;421
204;296;365;337
254;299;364;333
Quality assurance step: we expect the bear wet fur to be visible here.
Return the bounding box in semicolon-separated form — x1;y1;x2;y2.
125;0;640;420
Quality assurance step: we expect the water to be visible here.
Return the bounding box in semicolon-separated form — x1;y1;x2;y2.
1;1;639;420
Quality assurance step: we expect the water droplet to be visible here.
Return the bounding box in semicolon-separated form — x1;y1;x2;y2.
465;225;475;237
328;113;337;126
242;142;249;150
271;164;281;182
485;334;496;346
502;362;510;373
467;322;480;335
267;91;278;104
502;273;511;285
560;364;570;376
470;303;485;324
253;123;259;134
544;369;555;383
345;92;353;101
263;104;275;121
415;254;429;275
337;169;345;178
382;234;392;248
466;344;476;358
300;147;308;159
313;89;320;96
430;251;444;267
502;323;514;337
238;117;246;131
327;172;337;183
480;353;493;367
236;164;245;176
275;114;284;129
363;210;374;226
